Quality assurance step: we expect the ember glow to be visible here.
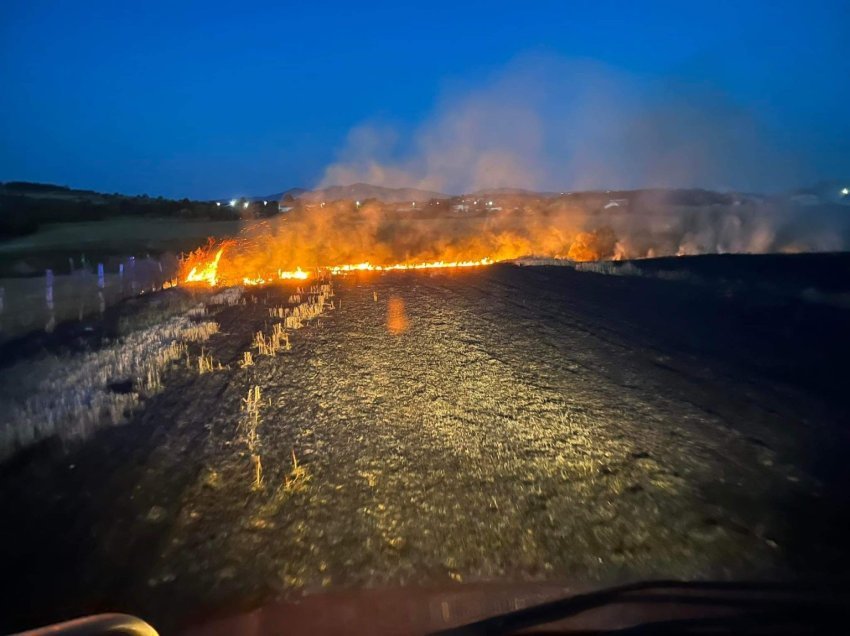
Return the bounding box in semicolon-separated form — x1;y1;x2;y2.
326;258;493;275
182;245;495;287
176;198;622;288
185;247;225;287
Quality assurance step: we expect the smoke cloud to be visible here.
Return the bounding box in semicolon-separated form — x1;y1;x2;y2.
183;54;848;285
320;54;804;194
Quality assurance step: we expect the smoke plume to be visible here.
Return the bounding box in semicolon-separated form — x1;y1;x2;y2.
182;54;848;285
320;54;804;194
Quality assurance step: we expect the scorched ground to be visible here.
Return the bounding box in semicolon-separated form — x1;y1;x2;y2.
1;255;849;633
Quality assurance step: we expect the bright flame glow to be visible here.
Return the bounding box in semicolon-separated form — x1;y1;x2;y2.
178;196;618;289
185;248;225;286
182;249;493;288
326;258;492;275
278;267;310;280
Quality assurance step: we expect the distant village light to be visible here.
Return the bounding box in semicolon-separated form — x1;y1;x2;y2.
243;201;249;209
216;202;221;206
842;187;849;196
229;199;237;207
263;200;268;205
356;200;361;206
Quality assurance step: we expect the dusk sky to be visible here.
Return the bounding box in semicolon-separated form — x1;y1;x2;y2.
1;1;848;199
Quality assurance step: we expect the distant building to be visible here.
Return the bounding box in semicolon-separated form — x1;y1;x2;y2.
604;198;629;209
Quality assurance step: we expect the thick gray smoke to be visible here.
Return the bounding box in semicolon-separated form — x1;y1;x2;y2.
310;54;848;259
320;54;804;194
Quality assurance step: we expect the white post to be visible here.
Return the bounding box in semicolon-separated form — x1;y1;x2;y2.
129;256;137;293
45;269;54;309
45;269;55;332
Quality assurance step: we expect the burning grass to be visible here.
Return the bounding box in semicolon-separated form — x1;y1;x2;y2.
179;237;498;289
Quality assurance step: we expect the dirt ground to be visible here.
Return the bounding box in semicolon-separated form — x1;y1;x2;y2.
2;257;849;633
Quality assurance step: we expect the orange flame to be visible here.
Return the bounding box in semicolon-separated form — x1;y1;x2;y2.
327;258;492;275
178;199;619;288
185;247;225;286
182;248;494;288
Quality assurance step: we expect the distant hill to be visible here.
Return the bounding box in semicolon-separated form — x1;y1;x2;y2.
249;187;307;202
470;187;561;198
0;181;233;239
299;183;449;203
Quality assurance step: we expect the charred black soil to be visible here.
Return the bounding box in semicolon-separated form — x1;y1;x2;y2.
2;255;850;633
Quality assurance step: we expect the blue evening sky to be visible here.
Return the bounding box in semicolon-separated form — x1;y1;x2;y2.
1;1;847;198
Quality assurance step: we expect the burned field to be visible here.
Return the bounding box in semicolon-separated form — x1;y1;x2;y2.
2;254;850;632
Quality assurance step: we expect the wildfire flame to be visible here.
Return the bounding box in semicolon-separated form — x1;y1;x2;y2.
327;258;492;275
183;248;495;287
185;247;225;287
177;199;619;288
181;245;495;288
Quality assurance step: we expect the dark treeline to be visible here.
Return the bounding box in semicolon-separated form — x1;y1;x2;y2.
0;182;240;238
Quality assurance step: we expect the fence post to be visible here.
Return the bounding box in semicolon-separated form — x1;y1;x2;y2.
129;256;137;293
45;269;54;309
45;269;55;332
